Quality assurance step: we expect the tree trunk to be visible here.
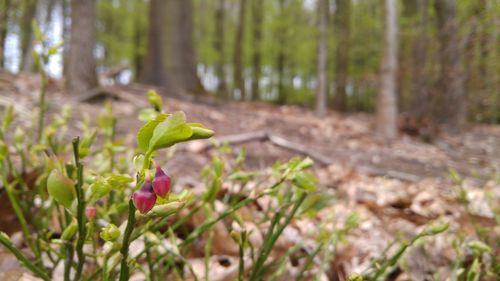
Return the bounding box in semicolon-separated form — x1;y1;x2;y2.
61;0;69;76
315;0;328;117
0;0;11;68
376;0;398;139
67;0;98;95
20;0;38;72
412;0;428;118
433;0;466;130
276;0;287;104
333;0;350;112
250;0;263;101
233;0;246;100
131;0;145;81
141;0;205;95
214;0;227;99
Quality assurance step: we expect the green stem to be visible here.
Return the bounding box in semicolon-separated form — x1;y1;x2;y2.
181;177;286;248
0;233;50;281
37;68;48;141
3;181;38;260
72;138;87;281
249;192;307;281
118;199;137;281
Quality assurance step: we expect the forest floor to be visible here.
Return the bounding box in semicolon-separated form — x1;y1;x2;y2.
1;71;499;280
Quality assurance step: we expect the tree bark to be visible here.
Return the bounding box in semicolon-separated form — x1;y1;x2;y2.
67;0;98;95
276;0;287;104
412;0;428;118
376;0;398;139
0;0;11;68
333;0;351;112
233;0;246;100
20;0;38;72
315;0;328;117
433;0;466;130
214;0;227;99
141;0;205;96
250;0;263;101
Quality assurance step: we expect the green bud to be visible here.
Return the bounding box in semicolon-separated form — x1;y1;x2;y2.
425;223;449;235
89;180;111;202
147;90;163;112
14;127;24;145
47;169;76;209
100;224;121;242
213;157;224;178
61;220;78;241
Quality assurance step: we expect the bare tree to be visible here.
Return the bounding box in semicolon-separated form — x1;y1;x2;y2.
376;0;398;138
214;0;227;99
276;0;287;104
20;0;38;71
0;0;11;68
315;0;328;117
412;0;429;118
67;0;98;95
333;0;351;112
434;0;466;130
141;0;205;95
250;0;263;101
233;0;247;99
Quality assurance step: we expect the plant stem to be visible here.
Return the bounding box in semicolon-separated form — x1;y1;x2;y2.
72;137;87;281
3;181;37;254
118;199;137;281
0;232;50;281
249;192;307;281
37;66;48;141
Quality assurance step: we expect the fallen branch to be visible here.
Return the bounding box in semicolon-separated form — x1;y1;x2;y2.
182;131;421;182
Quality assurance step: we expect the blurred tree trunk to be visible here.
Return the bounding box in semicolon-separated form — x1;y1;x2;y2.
315;0;328;117
376;0;398;139
276;0;287;104
250;0;263;101
141;0;205;95
0;0;10;68
20;0;38;72
434;0;466;130
412;0;428;117
233;0;246;100
43;0;56;30
67;0;98;95
214;0;227;99
333;0;350;112
132;0;145;81
61;0;69;76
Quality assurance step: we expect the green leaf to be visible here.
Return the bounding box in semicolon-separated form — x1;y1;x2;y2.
138;108;158;122
137;113;168;153
148;111;193;152
187;123;214;140
106;174;133;189
292;171;317;192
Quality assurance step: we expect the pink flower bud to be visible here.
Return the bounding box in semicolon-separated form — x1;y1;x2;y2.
85;206;97;220
132;180;157;214
153;165;171;198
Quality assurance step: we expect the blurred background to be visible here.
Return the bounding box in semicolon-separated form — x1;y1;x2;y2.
0;0;498;128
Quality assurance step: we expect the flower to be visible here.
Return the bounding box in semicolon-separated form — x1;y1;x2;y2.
153;165;171;198
132;180;157;214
